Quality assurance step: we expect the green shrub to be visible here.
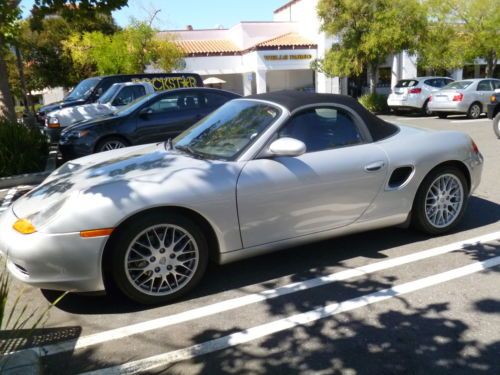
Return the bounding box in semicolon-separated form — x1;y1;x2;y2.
0;119;49;178
358;93;389;113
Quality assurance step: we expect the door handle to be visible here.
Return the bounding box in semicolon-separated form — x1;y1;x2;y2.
364;161;385;172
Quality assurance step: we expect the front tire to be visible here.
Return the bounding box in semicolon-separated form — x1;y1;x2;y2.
412;167;468;235
96;137;128;153
110;212;208;304
493;112;500;139
467;103;482;119
422;100;432;116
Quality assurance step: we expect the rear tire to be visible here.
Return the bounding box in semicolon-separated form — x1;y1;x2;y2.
467;102;482;119
411;166;468;235
422;100;432;116
493;112;500;139
109;212;209;304
437;112;447;119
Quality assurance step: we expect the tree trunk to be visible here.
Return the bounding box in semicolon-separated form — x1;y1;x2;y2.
368;63;377;95
0;37;16;122
485;52;497;79
14;45;33;115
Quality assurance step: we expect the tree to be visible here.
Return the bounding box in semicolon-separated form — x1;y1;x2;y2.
64;19;184;75
419;0;499;77
0;0;21;121
316;0;426;94
0;0;127;122
455;0;499;77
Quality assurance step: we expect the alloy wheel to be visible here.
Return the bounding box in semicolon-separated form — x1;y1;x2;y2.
424;173;464;229
101;141;126;151
124;224;199;296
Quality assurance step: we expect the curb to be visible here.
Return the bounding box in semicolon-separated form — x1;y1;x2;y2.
0;148;57;189
0;350;42;375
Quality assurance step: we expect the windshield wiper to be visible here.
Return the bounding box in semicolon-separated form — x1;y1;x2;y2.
175;145;206;159
164;138;173;151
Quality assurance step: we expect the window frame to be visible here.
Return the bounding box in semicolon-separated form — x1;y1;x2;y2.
257;103;371;157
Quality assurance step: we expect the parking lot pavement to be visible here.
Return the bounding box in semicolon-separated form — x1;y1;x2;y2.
3;114;499;374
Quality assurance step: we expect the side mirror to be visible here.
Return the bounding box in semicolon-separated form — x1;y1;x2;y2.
139;107;153;118
95;87;103;99
268;137;306;157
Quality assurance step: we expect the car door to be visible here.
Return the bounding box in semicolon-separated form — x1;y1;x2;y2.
237;106;389;248
134;91;205;144
476;80;494;108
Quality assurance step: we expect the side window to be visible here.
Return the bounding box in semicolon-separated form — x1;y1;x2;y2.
202;92;231;108
147;93;201;114
132;85;146;99
477;80;492;91
112;86;137;106
443;79;454;86
279;107;363;153
424;79;438;87
492;80;500;90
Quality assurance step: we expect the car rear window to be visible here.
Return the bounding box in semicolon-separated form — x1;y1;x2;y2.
395;80;419;88
444;81;473;90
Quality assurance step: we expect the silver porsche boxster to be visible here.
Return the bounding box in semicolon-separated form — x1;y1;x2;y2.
0;91;483;304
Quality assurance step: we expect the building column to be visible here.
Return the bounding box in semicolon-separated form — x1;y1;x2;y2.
450;69;463;81
242;73;253;96
401;51;417;79
391;53;402;88
256;70;267;94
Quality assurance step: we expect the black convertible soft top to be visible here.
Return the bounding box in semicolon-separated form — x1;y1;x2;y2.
247;90;398;141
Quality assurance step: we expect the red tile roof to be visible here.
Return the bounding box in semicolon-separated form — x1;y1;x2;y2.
257;32;316;48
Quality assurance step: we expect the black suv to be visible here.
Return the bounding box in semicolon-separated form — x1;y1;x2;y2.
58;88;240;160
36;73;203;126
488;90;500;138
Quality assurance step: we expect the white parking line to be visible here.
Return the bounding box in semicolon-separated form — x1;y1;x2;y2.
82;256;500;375
450;118;489;123
31;231;500;357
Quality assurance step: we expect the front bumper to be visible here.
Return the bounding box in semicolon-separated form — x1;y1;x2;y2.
44;126;63;143
0;207;107;292
58;137;95;160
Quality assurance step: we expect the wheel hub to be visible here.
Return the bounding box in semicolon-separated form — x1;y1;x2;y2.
124;224;199;296
424;174;464;229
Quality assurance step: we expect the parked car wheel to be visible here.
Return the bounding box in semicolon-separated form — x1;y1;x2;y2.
96;137;129;153
411;166;468;235
437;112;448;119
493;113;500;139
110;212;209;304
467;102;482;119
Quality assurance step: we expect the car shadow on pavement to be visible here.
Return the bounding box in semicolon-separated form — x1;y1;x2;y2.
41;195;500;316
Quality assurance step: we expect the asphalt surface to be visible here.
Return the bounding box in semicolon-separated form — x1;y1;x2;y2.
1;113;499;375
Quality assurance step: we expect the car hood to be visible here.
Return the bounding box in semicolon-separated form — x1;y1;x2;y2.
48;103;116;128
12;143;211;218
39;99;86;114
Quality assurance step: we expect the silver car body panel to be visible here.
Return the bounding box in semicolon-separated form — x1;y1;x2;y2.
0;99;483;292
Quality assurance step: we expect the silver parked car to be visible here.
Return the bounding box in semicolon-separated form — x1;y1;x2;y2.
0;91;483;304
429;78;500;119
387;77;454;115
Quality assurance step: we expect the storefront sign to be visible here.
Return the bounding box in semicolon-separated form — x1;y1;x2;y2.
264;54;313;61
131;76;198;91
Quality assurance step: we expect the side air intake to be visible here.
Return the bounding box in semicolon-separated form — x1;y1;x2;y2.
388;166;413;189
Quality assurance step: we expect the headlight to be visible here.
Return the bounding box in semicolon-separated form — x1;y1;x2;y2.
46;117;60;128
13;197;69;234
64;129;90;139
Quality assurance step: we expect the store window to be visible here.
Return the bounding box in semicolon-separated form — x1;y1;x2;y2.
377;67;391;87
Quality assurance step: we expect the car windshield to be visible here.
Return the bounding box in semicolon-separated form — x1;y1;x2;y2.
65;77;101;101
97;84;121;104
113;93;156;116
173;100;281;160
444;81;473;90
